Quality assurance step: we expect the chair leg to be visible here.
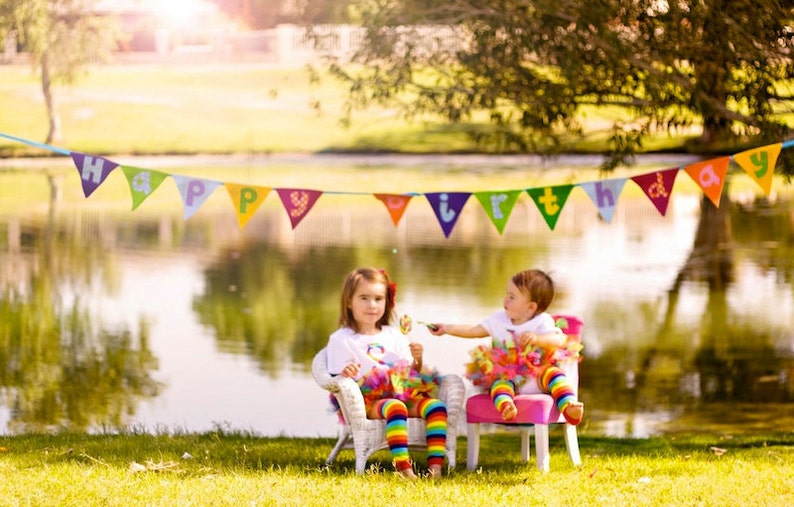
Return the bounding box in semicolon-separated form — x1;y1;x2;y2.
534;424;550;472
466;423;481;471
326;426;351;466
520;427;531;462
563;423;582;467
446;437;457;470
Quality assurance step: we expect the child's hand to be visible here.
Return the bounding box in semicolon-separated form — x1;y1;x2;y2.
341;362;360;378
517;332;538;349
428;323;445;335
409;342;424;361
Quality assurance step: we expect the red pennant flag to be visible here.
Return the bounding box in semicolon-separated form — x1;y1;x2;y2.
276;188;322;229
631;168;679;216
374;194;413;226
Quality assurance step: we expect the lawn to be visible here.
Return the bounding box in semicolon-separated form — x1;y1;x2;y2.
0;61;700;158
0;431;792;506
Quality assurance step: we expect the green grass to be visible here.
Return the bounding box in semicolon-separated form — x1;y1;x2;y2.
0;430;792;506
0;62;702;158
0;63;479;157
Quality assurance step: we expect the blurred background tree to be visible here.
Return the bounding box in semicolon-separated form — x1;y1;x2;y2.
0;0;123;144
302;0;794;172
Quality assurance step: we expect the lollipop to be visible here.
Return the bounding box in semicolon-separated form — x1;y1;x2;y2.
399;314;413;334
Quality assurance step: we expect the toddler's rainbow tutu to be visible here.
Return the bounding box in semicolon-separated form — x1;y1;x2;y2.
465;315;584;389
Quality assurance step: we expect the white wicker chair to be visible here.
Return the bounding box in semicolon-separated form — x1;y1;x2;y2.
312;347;465;474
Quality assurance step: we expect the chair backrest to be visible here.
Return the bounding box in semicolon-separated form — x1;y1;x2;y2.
312;347;334;389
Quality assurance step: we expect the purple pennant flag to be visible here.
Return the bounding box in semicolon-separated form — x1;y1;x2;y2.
425;192;471;238
70;152;118;197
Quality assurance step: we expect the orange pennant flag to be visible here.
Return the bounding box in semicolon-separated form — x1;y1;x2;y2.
732;143;782;196
683;156;731;207
374;194;413;226
225;183;271;229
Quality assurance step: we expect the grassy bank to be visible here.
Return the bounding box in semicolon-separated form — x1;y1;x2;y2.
0;63;694;158
1;431;792;506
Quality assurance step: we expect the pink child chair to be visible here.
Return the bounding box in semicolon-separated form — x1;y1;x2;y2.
465;315;584;472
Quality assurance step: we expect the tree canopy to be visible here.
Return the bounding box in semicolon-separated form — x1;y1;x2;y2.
314;0;794;170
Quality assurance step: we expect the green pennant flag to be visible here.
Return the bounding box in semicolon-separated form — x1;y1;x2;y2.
474;190;523;234
121;165;170;211
526;184;575;230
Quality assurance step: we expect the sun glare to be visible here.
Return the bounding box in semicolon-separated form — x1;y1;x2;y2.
152;0;218;29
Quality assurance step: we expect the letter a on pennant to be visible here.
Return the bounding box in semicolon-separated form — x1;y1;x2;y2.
70;152;118;197
630;168;679;216
276;188;323;229
683;157;730;207
374;194;413;226
225;183;271;229
732;143;782;196
121;166;170;211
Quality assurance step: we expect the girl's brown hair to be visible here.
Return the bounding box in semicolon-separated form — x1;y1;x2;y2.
338;267;396;332
512;269;555;313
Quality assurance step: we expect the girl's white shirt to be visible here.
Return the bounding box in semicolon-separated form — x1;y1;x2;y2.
326;325;411;381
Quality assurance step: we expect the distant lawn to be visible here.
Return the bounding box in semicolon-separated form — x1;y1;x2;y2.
0;62;698;158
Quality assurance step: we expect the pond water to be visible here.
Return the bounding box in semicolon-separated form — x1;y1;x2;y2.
1;154;793;439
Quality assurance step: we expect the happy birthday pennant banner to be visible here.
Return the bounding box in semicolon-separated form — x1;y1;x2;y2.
121;165;170;211
1;132;792;238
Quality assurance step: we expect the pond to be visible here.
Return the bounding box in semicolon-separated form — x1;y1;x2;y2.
1;154;793;439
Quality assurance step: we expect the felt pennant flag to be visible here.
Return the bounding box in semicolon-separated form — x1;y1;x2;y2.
374;194;413;226
526;184;574;230
70;152;118;197
121;165;170;211
732;143;782;196
225;183;271;229
579;178;627;223
425;192;470;238
474;190;523;234
683;157;731;207
276;188;323;229
172;174;222;220
631;168;679;216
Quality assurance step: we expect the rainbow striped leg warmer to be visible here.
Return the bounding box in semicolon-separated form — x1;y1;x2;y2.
540;366;581;425
374;398;412;471
416;397;447;469
489;379;516;416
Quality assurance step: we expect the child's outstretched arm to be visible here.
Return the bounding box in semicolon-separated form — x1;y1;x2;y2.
516;331;566;349
429;323;489;338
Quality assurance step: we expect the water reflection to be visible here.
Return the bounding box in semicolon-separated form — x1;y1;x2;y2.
1;160;793;437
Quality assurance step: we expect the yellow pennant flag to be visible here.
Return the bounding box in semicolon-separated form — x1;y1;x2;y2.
225;183;271;229
732;143;782;196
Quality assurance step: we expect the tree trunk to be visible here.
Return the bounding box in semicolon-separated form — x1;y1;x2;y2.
41;51;62;145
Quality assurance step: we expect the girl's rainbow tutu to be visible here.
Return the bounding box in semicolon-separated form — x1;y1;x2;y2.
329;360;443;420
